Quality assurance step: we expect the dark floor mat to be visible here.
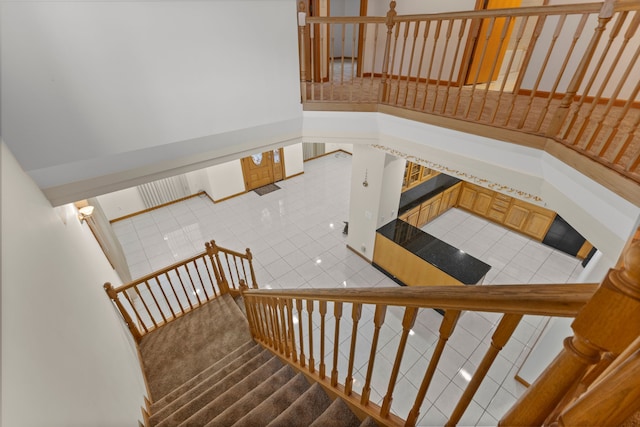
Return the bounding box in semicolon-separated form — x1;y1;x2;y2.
254;183;280;196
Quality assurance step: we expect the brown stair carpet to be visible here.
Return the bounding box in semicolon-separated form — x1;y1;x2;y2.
143;294;378;427
140;293;253;400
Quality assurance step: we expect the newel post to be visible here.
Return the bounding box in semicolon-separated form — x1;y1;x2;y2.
546;0;614;137
206;240;230;295
379;1;397;103
245;248;258;289
104;282;142;342
500;241;640;426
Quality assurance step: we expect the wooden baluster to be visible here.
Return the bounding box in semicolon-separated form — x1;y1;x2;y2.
175;268;194;311
607;73;640;162
144;280;167;324
500;241;640;426
307;300;315;373
431;19;453;112
546;0;614;137
393;21;410;104
311;22;318;100
243;294;258;340
286;299;298;363
133;285;158;329
370;24;380;101
361;304;387;406
121;289;148;334
192;259;210;301
328;23;334;101
246;248;258;288
154;276;175;320
441;18;467;114
201;257;218;298
279;299;290;358
331;301;343;387
205;241;227;295
381;307;418;418
379;1;397;103
340;22;346;100
298;1;307;102
350;22;356;103
296;299;306;368
406;310;460;427
420;19;442;111
183;264;202;306
104;283;143;342
411;20;429;109
453;17;481;116
345;302;362;396
447;313;522;426
165;272;186;316
490;15;529;123
224;253;236;290
463;16;497;119
271;298;284;354
401;21;420;107
530;14;587;131
256;299;269;345
476;16;513;122
259;300;272;347
319;301;327;379
561;11;633;141
387;20;401;104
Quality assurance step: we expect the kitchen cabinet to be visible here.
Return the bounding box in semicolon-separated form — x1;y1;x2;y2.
402;161;439;192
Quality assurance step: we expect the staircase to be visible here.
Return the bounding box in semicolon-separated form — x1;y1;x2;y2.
140;294;378;427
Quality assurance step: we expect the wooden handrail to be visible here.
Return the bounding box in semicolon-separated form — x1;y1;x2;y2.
244;283;598;316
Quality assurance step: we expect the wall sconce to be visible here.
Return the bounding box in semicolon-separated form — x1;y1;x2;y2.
362;169;369;187
78;205;95;223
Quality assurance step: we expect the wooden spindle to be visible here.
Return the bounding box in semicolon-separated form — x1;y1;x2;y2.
307;300;315;373
361;304;387;406
183;264;202;305
393;21;410;104
279;298;290;358
298;1;307;102
387;20;401;104
345;302;362;396
286;299;298;363
411;20;430;109
379;1;397;103
201;258;218;298
420;19;442;111
447;313;522;426
192;260;210;300
154;277;175;320
175;268;193;310
331;301;343;387
402;21;420;106
319;300;327;379
122;289;148;334
464;16;497;119
134;285;157;329
406;310;460;427
104;283;143;342
453;17;481;116
441;18;467;114
381;307;418;418
165;272;185;316
296;299;306;368
144;280;167;324
431;19;453;112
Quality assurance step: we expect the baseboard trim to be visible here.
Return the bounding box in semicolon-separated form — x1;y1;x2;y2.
304;149;352;162
110;192;210;223
346;244;372;263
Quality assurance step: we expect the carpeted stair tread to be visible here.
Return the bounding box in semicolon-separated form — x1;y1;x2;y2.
358;416;380;427
151;340;259;414
231;373;311;427
178;356;285;427
203;365;296;427
267;382;332;427
140;294;253;400
154;350;274;427
309;398;362;427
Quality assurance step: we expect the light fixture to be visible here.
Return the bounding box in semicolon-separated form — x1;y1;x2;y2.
362;169;369;187
78;205;95;223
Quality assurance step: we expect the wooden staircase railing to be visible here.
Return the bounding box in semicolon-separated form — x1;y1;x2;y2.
241;283;597;426
104;240;257;342
242;240;640;426
297;0;640;185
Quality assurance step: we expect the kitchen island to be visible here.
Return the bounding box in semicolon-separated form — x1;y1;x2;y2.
373;219;491;287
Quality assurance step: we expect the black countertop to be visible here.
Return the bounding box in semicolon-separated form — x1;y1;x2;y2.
376;219;491;285
399;174;462;215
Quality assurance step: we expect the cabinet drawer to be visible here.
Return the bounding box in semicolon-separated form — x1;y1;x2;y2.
487;209;506;222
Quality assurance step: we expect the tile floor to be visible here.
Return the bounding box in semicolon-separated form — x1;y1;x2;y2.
112;153;584;426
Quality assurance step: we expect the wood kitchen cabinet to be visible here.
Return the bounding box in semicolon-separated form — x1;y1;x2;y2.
402;161;439;192
457;182;555;242
399;182;461;229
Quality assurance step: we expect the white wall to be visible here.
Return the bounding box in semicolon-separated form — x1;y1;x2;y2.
2;0;303;202
378;155;405;227
206;160;246;201
1;143;147;426
97;187;146;221
284;143;305;177
325;142;354;154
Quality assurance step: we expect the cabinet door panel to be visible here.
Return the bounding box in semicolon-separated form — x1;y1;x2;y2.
429;197;442;221
417;202;431;228
505;205;529;230
458;187;476;210
524;212;554;240
473;193;492;216
448;184;461;209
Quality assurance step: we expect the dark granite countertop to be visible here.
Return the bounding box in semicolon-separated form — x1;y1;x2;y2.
399;174;462;215
376;219;491;285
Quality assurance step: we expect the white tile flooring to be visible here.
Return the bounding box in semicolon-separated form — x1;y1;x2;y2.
112;153;584;426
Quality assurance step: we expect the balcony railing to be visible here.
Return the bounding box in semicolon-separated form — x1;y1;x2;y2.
297;0;640;185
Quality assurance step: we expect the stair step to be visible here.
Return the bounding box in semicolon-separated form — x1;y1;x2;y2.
178;356;285;427
309;398;362;427
231;373;311;427
267;382;332;427
359;416;380;427
154;350;274;427
151;340;258;414
202;365;296;427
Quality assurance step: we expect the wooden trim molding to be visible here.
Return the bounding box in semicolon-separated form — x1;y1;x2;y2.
110;192;211;223
347;244;372;263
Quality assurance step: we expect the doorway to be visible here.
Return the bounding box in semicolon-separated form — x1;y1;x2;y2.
241;149;285;191
464;0;522;85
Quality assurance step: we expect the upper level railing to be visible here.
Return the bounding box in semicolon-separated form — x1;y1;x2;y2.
297;0;640;185
104;240;257;342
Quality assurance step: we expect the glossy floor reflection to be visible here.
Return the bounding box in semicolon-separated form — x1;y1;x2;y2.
112;153;583;426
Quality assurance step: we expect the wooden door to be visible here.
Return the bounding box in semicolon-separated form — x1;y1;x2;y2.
465;0;522;84
241;152;275;191
272;148;285;182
